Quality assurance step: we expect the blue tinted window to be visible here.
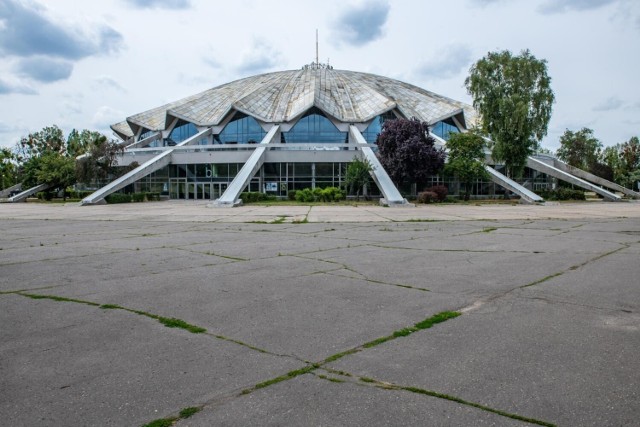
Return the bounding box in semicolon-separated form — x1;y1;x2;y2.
431;118;459;141
215;113;266;144
169;120;198;144
362;111;397;144
139;128;154;141
283;108;346;143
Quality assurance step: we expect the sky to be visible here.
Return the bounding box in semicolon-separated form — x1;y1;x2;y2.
0;0;639;151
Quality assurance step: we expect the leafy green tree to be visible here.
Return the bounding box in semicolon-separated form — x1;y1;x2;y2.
66;129;107;158
14;125;66;161
36;152;76;200
444;131;489;201
1;148;18;190
465;49;555;177
376;118;446;187
344;156;373;201
556;128;602;170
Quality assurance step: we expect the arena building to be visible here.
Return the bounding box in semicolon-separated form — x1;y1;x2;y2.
74;62;636;207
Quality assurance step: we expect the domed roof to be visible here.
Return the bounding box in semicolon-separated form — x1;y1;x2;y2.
112;67;477;139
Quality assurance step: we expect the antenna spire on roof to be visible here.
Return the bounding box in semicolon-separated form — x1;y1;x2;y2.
302;30;333;70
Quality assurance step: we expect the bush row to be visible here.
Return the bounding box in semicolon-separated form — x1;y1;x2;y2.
538;188;586;201
290;187;345;203
240;192;276;203
105;192;161;204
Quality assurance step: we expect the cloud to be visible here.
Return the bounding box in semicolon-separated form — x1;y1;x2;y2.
416;44;473;80
16;57;73;82
92;106;125;129
331;0;390;46
235;39;283;75
468;0;505;6
93;75;126;92
0;0;123;59
593;96;624;111
0;78;37;95
538;0;616;14
122;0;191;9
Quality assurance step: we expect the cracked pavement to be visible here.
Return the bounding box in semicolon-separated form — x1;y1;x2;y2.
1;202;639;426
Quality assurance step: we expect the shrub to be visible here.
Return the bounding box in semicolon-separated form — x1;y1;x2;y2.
539;188;586;201
417;191;438;204
240;192;275;203
288;190;297;200
320;186;345;202
424;185;448;202
132;192;145;202
295;188;315;203
106;193;132;204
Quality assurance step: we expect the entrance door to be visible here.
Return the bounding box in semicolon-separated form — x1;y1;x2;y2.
169;178;187;199
212;183;228;199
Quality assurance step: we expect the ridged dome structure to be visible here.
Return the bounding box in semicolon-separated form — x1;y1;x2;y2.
111;67;477;140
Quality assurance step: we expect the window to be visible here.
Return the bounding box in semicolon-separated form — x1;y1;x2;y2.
283;108;346;143
215;112;266;144
362;111;397;144
431;118;459;141
168;120;198;144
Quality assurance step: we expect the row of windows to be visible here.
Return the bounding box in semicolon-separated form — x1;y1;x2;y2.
138;112;460;146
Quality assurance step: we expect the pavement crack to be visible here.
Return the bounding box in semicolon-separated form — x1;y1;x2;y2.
312;370;556;427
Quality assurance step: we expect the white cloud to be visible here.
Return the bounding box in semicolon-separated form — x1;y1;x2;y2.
331;0;390;47
92;106;124;130
416;44;473;81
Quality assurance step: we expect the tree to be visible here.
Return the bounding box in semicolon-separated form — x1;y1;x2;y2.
376;118;446;187
465;49;555;177
1;148;18;190
600;137;640;189
556;128;602;170
36;152;76;200
344;156;373;201
75;137;125;186
66;129;107;158
444;131;489;201
14;125;66;161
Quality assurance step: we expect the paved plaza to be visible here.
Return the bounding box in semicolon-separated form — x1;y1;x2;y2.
1;201;639;426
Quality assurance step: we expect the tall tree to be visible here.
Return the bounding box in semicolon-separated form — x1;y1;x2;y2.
556;128;602;170
465;49;555;177
376;118;446;187
444;131;489;201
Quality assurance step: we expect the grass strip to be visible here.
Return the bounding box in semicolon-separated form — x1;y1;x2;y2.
396;385;555;427
14;292;207;334
141;406;202;427
361;311;461;350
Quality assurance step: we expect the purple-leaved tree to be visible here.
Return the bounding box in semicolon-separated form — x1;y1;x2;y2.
376;118;446;187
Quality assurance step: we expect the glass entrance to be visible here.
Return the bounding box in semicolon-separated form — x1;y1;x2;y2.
169;178;187;199
170;181;229;200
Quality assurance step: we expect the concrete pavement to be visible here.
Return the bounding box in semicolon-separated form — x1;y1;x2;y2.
0;201;638;426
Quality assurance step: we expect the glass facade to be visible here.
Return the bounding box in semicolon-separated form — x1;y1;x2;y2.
168;120;198;144
283;108;347;144
362;111;398;144
431;118;459;140
214;112;266;144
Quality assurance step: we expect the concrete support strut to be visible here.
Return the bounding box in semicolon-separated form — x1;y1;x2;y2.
81;129;210;205
7;183;52;203
0;183;22;199
349;125;409;206
210;125;280;208
549;157;640;199
526;156;621;201
484;165;544;204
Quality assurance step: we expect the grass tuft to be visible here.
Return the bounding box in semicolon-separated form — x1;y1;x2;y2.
179;407;201;418
157;317;206;334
